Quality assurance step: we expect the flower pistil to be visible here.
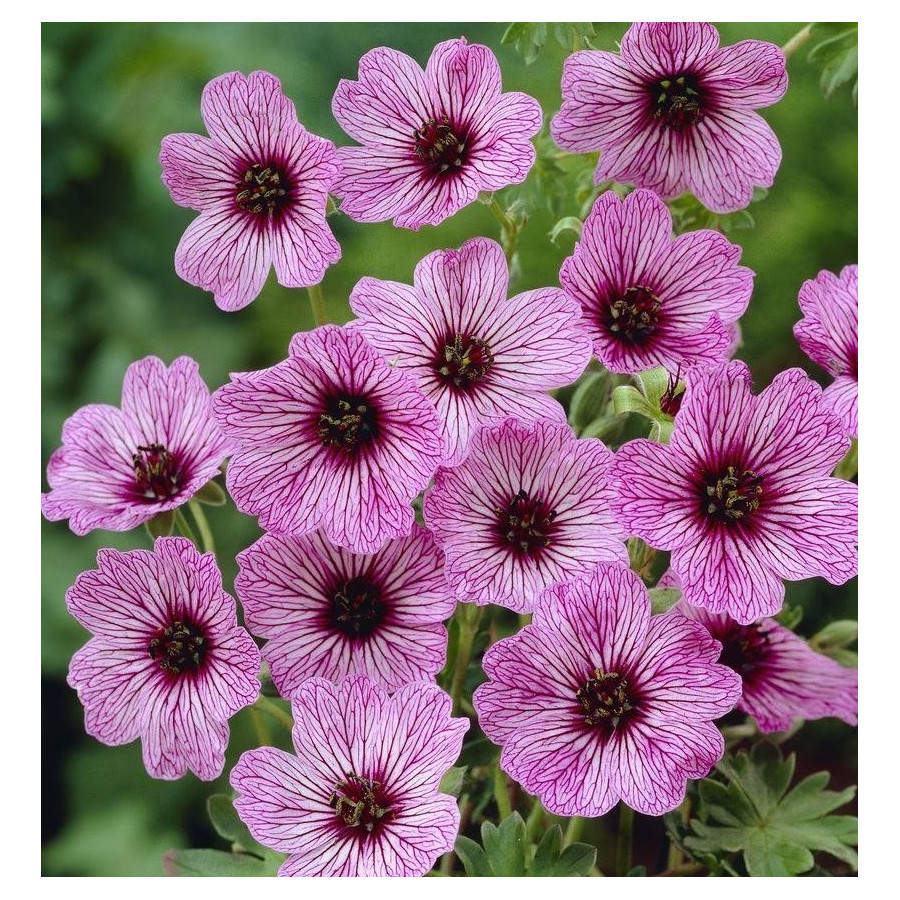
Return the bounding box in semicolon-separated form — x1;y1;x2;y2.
576;669;634;729
651;74;703;131
703;466;763;522
495;489;558;556
328;772;393;833
148;620;207;674
132;443;181;500
413;118;467;175
236;164;291;216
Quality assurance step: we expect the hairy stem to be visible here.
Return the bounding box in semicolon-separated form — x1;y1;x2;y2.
253;694;294;732
782;23;813;59
450;606;483;715
173;508;198;546
188;500;215;555
616;804;634;876
307;283;328;327
493;760;513;820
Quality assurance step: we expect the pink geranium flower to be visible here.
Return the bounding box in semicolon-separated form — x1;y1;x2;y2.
42;356;229;535
66;538;261;780
424;417;626;613
660;571;857;733
794;264;858;437
610;361;858;624
331;38;542;229
231;675;468;876
551;22;788;213
160;70;341;311
235;526;455;694
213;325;443;554
473;563;741;816
351;237;591;465
559;190;752;373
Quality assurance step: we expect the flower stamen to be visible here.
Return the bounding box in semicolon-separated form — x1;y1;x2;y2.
328;772;392;833
236;164;290;216
318;396;377;452
133;443;181;501
703;465;763;522
605;285;661;344
413;118;466;175
148;620;207;674
651;74;703;131
495;489;558;556
329;576;385;638
436;334;494;389
577;669;634;728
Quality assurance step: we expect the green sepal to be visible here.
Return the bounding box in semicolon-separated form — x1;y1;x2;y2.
144;509;175;539
775;602;804;631
548;215;583;246
439;766;467;798
193;479;227;506
568;369;613;433
648;587;681;615
809;619;857;652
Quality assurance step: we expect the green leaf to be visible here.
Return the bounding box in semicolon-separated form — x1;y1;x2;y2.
481;812;527;876
529;824;562;874
193;479;227;506
808;23;858;104
626;865;647;876
568;369;612;432
528;824;594;875
454;835;492;877
439;766;467;798
551;842;597;877
145;509;175;539
548;215;583;246
501;22;548;65
809;620;857;652
685;742;857;876
612;384;656;419
648;587;681;615
163;848;278;877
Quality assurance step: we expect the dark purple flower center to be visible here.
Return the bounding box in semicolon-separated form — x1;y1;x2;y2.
848;348;858;380
413;118;467;176
495;489;558;556
318;395;378;453
132;443;181;501
329;576;385;638
605;285;661;344
148;620;207;675
651;74;703;131
236;164;291;216
577;669;634;728
718;622;769;681
329;772;393;833
703;466;763;523
435;334;494;390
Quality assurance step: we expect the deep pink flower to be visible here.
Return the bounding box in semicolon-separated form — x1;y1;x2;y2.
610;360;858;625
66;538;261;780
551;23;788;213
559;189;752;373
424;417;627;613
794;264;858;438
473;563;741;816
351;237;591;465
213;325;443;554
231;675;468;876
658;571;857;733
42;356;229;535
331;38;541;229
235;526;455;694
160;71;341;311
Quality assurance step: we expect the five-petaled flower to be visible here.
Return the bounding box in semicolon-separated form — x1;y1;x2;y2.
41;356;230;535
332;38;542;229
66;538;261;780
474;563;741;816
351;237;591;465
231;674;468;876
559;189;753;373
160;70;341;311
213;325;443;554
610;360;858;624
794;264;858;438
551;22;788;213
424;417;627;613
235;526;455;694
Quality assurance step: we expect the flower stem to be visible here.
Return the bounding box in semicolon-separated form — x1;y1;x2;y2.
493;760;513;820
782;23;813;59
249;705;272;747
173;508;198;545
525;797;546;842
307;283;328;327
253;694;294;732
188;500;215;555
488;197;520;265
564;815;585;845
616;804;634;876
449;605;483;716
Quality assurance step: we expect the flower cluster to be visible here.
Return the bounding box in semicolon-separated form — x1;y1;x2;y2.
42;21;858;880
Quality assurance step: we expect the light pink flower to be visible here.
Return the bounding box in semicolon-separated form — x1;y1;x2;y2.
332;38;541;229
474;563;741;816
66;538;260;780
235;527;454;694
794;264;858;437
559;189;752;373
610;360;858;624
213;325;443;554
424;417;627;613
231;674;468;876
351;237;591;466
41;356;229;535
551;22;788;213
160;70;341;311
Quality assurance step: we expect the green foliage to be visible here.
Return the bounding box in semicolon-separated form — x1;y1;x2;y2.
439;766;467;798
145;509;175;538
648;587;681;615
455;815;596;876
611;366;680;443
501;22;594;64
808;24;858;104
809;619;858;667
193;479;227;506
684;743;858;876
164;794;285;877
775;602;804;631
667;187;769;235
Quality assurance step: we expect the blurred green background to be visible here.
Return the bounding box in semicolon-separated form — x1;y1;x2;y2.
42;22;857;876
